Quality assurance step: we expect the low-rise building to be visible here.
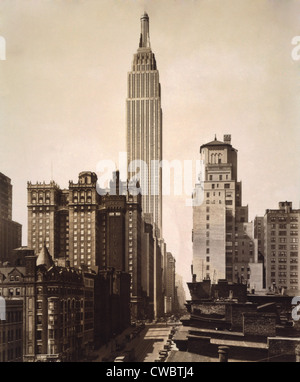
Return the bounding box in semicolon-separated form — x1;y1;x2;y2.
0;246;96;362
0;299;23;362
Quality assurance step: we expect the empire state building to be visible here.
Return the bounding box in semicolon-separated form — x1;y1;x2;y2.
126;12;163;236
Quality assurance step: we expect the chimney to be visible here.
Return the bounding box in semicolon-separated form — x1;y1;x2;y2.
223;134;231;144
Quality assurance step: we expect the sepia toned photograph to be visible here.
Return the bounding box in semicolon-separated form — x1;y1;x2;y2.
0;0;300;369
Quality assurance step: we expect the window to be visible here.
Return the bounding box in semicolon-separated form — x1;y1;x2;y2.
206;256;210;262
225;184;230;189
206;248;210;254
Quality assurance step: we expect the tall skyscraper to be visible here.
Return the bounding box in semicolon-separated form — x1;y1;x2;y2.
0;172;22;262
126;12;163;237
192;135;263;289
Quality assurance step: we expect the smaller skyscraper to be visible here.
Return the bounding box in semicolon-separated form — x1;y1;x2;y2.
263;201;300;295
0;173;22;262
192;135;263;289
164;252;176;314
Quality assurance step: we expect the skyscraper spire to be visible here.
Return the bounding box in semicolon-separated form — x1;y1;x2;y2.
127;13;162;237
139;12;150;49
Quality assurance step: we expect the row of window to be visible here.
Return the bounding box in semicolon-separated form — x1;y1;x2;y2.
271;244;298;250
0;347;22;362
0;288;22;296
271;265;298;270
208;174;230;182
271;272;298;277
270;238;298;244
271;259;298;264
271;224;298;229
271;279;298;285
270;217;298;222
0;328;22;342
271;231;298;236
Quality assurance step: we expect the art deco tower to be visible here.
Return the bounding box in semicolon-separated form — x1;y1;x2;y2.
127;13;163;237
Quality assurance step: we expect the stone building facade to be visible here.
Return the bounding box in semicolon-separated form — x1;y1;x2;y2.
192;135;263;289
27;171;166;320
0;246;95;362
262;201;300;295
0;299;23;362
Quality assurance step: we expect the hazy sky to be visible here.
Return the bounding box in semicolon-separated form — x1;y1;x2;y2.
1;0;300;296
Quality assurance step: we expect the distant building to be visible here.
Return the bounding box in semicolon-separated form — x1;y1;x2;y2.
0;173;22;262
141;214;155;319
254;216;266;289
192;135;263;289
94;267;130;348
175;273;187;311
164;252;176;314
262;201;300;295
0;299;23;362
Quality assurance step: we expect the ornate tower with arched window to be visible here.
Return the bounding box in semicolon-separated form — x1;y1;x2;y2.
192;135;262;289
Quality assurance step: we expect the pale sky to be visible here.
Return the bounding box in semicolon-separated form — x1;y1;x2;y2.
1;0;300;298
